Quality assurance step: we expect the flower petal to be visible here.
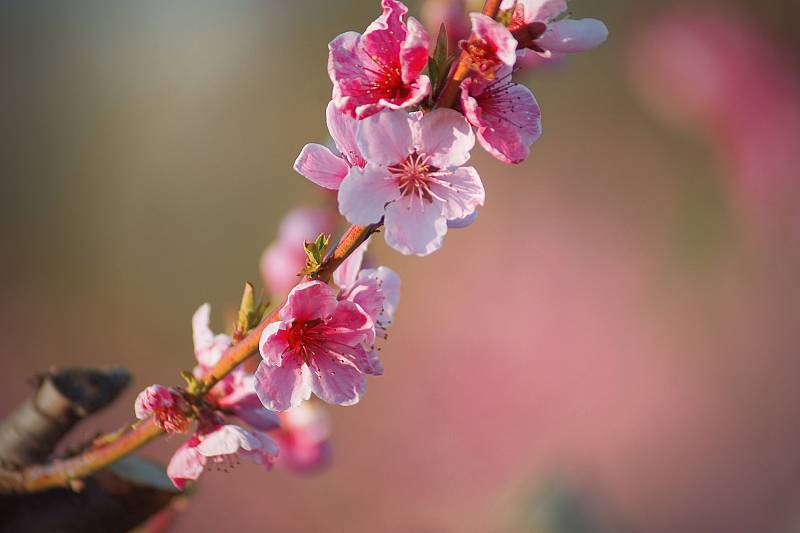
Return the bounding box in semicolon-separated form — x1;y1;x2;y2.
470;13;517;67
358;266;401;322
430;165;485;221
239;431;279;468
255;360;313;412
196;424;261;457
308;352;366;406
293;143;350;190
326;100;365;168
416;108;475;168
134;384;173;420
259;320;292;367
383;197;447;256
324;299;374;346
338;165;401;226
230;393;282;431
167;441;206;490
520;0;568;22
356;109;414;166
447;210;479;229
333;237;369;290
328;31;372;118
538;18;609;53
192;304;232;369
282;281;338;323
461;69;542;164
401;16;430;84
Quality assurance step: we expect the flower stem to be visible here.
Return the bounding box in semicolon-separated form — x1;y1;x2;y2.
3;223;381;494
434;0;503;110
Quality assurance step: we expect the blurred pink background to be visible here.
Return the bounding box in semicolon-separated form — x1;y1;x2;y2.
2;1;800;532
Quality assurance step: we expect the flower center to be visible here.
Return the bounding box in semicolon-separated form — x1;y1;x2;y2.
361;55;411;101
462;40;502;78
287;319;324;364
388;151;440;203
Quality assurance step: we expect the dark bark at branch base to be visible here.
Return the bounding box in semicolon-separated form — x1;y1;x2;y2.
0;367;131;468
0;457;180;533
0;367;182;532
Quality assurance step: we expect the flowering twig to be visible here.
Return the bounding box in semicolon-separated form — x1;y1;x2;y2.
0;224;380;494
434;0;503;109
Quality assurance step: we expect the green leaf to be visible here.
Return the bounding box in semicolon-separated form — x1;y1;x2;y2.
299;233;331;277
433;23;449;69
428;23;456;101
180;370;202;394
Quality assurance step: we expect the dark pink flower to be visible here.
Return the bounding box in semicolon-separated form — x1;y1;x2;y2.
294;102;367;190
256;281;376;411
328;0;431;119
502;0;607;59
460;63;542;164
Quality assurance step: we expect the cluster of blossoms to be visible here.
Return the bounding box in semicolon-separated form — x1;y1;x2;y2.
256;237;399;410
135;304;331;487
134;0;604;491
297;0;607;256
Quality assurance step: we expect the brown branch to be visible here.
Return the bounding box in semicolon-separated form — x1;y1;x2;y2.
1;224;381;494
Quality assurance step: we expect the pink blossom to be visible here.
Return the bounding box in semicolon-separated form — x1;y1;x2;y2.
460;63;542;164
134;384;174;420
328;0;431;119
502;0;607;58
338;108;484;256
192;303;233;371
333;238;400;331
333;238;401;375
192;304;281;431
256;281;376;411
260;207;334;296
461;13;517;78
134;384;190;433
273;403;333;473
167;424;279;490
155;304;280;489
294;102;367;190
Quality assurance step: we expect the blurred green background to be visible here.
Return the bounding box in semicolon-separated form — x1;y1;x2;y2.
2;1;800;532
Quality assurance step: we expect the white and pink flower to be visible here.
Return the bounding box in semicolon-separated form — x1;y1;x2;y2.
328;0;431;119
255;281;377;411
338;108;484;255
460;63;542;164
167;425;279;490
502;0;608;59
